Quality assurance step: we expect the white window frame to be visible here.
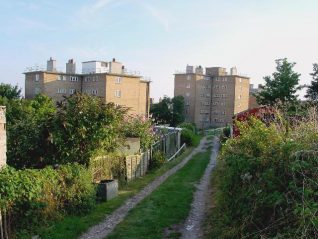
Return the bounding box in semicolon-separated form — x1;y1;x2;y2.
69;89;75;94
115;90;121;98
91;89;98;95
186;75;191;81
186;92;190;97
186;83;190;89
115;77;122;84
35;74;39;82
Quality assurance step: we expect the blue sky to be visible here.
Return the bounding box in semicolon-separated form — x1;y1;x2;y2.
1;0;318;100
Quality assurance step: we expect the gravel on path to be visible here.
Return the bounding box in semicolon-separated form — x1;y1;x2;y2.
79;137;208;239
180;137;220;239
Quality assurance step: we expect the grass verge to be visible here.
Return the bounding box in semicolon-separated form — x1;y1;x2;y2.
32;147;194;239
107;149;211;239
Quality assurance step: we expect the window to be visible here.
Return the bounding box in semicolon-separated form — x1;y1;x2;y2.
57;75;62;81
238;95;241;99
85;76;91;82
101;62;108;67
35;74;39;82
115;90;121;97
93;76;99;82
34;87;40;94
206;93;211;98
115;77;122;84
204;76;210;81
186;92;190;97
187;75;191;81
70;76;78;82
57;88;67;94
222;78;228;82
186;83;190;88
185;100;190;106
69;89;75;94
91;89;98;95
63;76;67;81
221;85;227;89
239;78;242;83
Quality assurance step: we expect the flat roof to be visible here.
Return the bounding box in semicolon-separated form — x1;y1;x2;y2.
82;60;108;63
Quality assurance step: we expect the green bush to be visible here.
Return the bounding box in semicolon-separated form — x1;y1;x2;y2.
180;128;195;146
210;114;318;238
150;151;166;170
0;164;96;235
178;122;196;134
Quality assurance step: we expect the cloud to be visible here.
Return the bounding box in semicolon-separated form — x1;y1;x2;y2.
136;1;171;31
76;0;117;23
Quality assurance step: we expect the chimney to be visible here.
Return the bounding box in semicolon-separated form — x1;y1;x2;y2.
113;58;116;62
47;57;57;72
66;59;76;74
230;67;237;75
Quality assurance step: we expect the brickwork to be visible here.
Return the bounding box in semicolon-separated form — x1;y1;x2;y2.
24;71;150;116
174;66;250;128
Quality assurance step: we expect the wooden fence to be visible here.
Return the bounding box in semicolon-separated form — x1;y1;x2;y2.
0;209;9;239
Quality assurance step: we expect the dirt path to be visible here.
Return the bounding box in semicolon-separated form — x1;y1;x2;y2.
79;137;208;239
180;136;220;239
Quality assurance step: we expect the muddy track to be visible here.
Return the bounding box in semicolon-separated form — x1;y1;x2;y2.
179;137;220;239
79;137;208;239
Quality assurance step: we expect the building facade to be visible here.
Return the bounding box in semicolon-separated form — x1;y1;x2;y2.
174;66;250;128
25;58;150;116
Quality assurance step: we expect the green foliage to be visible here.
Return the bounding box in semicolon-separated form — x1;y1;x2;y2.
3;94;57;168
0;83;21;100
179;123;199;146
210;113;318;238
178;122;196;134
121;115;157;150
150;96;185;126
149;151;166;170
256;58;301;106
305;63;318;102
0;164;96;234
52;93;126;166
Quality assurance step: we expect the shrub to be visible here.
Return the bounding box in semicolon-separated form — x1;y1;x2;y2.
150;151;166;170
178;122;196;134
180;128;195;146
210;113;318;238
0;164;96;235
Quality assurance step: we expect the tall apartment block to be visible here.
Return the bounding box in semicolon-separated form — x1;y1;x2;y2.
174;65;250;128
24;58;150;116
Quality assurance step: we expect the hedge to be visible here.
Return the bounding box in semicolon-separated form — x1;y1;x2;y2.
0;164;96;234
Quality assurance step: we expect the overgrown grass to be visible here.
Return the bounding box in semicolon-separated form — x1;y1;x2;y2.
31;147;194;239
206;110;318;238
107;149;211;239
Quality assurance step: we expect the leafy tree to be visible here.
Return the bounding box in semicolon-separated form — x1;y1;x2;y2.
150;96;172;125
121;115;156;150
256;58;301;105
150;96;185;126
305;63;318;102
0;83;21;100
5;94;57;169
171;95;185;126
52;93;126;166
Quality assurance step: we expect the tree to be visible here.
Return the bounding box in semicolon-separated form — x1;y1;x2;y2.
52;93;126;166
150;96;172;125
150;96;185;126
171;95;185;126
256;58;301;106
305;63;318;102
0;83;21;100
5;94;57;169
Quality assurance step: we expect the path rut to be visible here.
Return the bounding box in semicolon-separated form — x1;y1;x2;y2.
180;136;220;239
79;137;208;239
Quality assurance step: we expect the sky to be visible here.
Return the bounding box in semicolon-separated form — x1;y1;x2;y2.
0;0;318;101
